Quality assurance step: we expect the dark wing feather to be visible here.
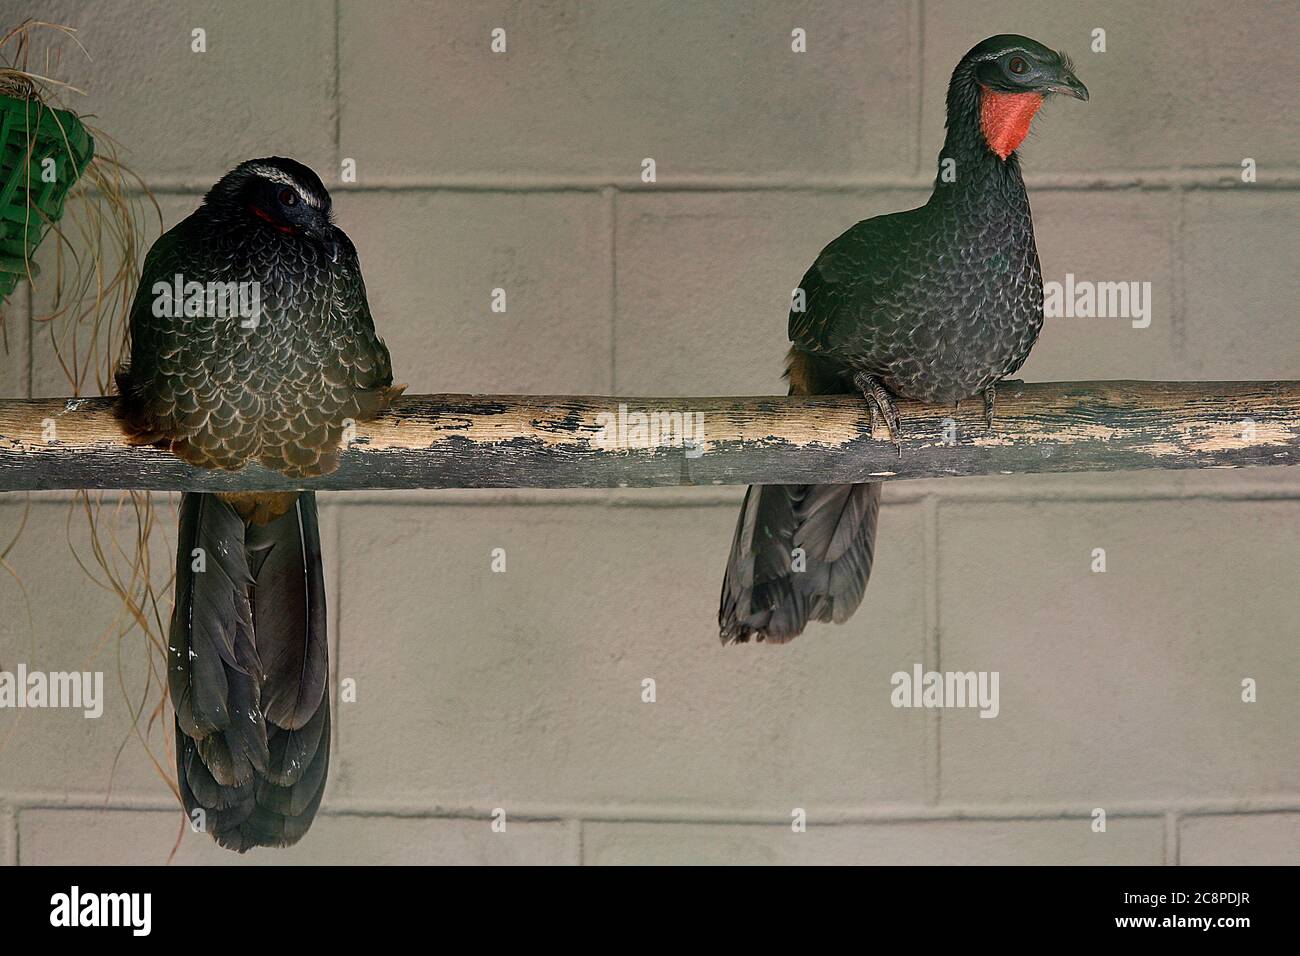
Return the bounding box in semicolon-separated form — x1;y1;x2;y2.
114;215;202;442
788;208;930;374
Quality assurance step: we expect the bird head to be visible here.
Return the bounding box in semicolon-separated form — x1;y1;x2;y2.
205;157;342;260
948;35;1088;161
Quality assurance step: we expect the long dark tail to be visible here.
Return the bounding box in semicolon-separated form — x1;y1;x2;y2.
719;481;880;643
169;491;330;851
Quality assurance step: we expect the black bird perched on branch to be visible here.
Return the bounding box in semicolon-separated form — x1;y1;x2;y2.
115;157;401;850
719;35;1087;644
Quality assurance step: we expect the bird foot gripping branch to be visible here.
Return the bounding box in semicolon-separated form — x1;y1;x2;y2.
854;371;904;457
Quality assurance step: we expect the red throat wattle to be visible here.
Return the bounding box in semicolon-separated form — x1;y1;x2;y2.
979;88;1044;161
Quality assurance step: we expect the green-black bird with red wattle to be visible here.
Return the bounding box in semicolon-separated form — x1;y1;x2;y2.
719;35;1087;644
116;157;402;850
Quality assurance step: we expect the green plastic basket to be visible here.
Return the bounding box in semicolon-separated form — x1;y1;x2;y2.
0;91;95;303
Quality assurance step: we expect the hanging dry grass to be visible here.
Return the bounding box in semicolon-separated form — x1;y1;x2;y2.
0;19;175;818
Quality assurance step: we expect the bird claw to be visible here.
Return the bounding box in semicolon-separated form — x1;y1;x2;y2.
855;372;903;458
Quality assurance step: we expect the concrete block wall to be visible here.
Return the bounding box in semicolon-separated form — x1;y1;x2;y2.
0;0;1296;865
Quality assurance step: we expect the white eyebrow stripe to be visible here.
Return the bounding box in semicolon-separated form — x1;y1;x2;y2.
245;164;324;209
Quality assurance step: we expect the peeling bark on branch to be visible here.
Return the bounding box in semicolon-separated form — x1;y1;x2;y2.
0;381;1295;492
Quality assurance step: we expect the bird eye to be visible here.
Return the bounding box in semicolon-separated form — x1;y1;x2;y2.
1008;56;1029;75
279;188;298;207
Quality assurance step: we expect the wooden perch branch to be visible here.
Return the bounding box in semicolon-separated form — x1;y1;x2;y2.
0;381;1296;492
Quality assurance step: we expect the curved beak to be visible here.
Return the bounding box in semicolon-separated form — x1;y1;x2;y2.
319;233;340;263
306;223;340;262
1045;69;1089;101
